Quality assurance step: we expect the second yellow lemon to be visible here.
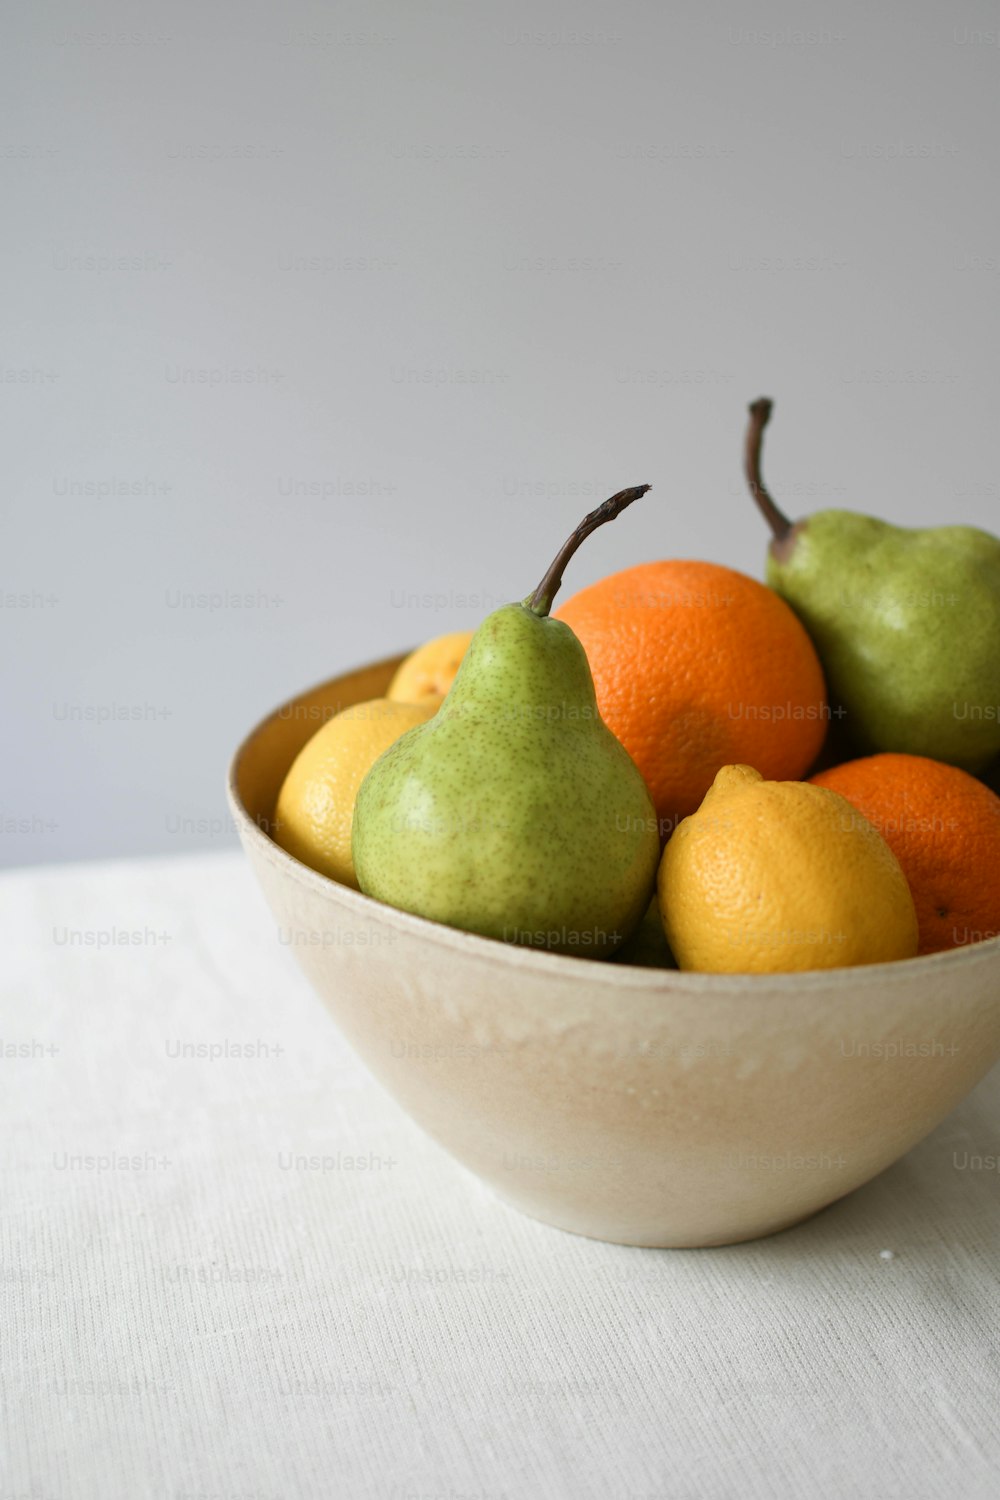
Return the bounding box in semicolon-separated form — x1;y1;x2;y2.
275;698;435;888
658;764;918;973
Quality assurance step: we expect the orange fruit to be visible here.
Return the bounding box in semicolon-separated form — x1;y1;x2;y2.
556;560;828;830
811;753;1000;955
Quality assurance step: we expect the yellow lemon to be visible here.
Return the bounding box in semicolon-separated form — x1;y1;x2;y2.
275;698;435;888
658;764;918;973
387;631;473;704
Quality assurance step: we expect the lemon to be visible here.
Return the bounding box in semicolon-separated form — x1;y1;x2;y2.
275;698;435;888
387;631;473;704
658;764;918;973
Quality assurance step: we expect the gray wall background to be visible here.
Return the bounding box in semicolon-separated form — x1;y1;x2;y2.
4;1;999;869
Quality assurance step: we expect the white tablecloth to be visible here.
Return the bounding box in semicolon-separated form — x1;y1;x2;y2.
3;850;999;1499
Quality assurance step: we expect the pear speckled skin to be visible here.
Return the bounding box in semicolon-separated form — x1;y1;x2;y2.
352;602;660;958
767;512;1000;772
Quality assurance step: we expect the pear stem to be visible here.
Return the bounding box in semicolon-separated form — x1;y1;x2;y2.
744;398;793;542
528;484;651;616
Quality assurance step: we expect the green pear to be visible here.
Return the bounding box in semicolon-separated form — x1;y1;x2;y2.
744;399;1000;772
353;488;661;957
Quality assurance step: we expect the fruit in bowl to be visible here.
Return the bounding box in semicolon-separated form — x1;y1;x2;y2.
229;402;1000;1246
659;764;918;973
555;557;828;831
274;698;435;888
385;630;473;705
811;753;1000;955
353;486;661;957
744;398;1000;770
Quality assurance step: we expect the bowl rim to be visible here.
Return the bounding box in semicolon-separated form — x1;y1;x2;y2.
228;661;1000;994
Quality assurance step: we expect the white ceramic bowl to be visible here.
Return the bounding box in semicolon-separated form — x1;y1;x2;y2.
228;654;1000;1247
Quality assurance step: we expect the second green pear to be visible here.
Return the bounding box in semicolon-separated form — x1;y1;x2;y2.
352;489;661;957
745;399;1000;772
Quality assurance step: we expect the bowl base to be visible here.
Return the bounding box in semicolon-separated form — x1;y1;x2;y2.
490;1187;839;1250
